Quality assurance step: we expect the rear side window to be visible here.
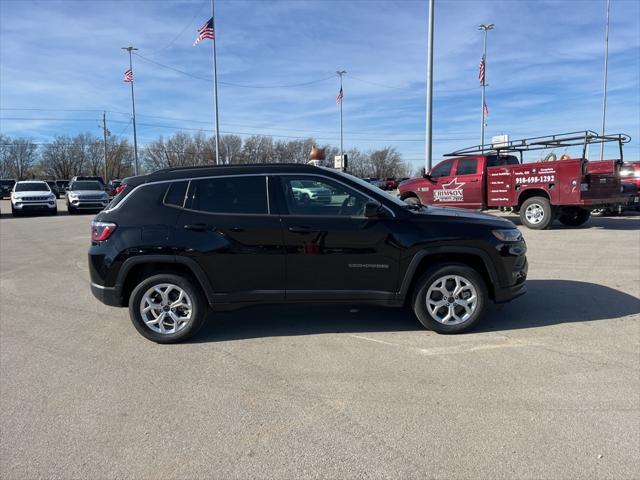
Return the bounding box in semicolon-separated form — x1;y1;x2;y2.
430;160;453;179
456;158;478;175
164;181;188;207
189;176;268;214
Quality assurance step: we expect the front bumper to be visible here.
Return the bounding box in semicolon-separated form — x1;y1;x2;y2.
69;199;109;210
493;256;528;303
13;201;56;210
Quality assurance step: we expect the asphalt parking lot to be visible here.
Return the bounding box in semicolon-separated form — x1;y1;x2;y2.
1;199;639;479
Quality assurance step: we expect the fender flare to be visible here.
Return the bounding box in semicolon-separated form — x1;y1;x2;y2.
398;246;499;300
115;255;215;304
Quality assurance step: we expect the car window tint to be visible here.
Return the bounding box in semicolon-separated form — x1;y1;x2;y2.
430;161;452;178
281;176;368;216
164;181;188;207
456;158;478;175
191;176;268;214
486;155;519;167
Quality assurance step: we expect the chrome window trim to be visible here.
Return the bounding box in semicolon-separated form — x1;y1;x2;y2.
102;171;395;218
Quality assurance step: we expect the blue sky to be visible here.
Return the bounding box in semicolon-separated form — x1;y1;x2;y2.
1;0;638;171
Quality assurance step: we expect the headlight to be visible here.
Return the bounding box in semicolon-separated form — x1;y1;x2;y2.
492;229;522;242
68;193;78;199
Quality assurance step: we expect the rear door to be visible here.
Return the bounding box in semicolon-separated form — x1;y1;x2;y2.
274;174;401;300
174;175;285;303
451;157;483;209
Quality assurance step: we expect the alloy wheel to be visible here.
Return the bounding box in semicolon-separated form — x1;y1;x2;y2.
139;283;193;334
425;275;478;325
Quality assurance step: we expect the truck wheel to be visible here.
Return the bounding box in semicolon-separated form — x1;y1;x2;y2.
558;207;590;226
520;197;554;229
412;264;487;334
129;273;207;343
401;194;421;206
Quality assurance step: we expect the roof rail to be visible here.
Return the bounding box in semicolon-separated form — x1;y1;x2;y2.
445;131;631;157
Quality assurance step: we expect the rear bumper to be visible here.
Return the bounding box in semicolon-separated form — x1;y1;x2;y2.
90;281;123;307
579;195;627;207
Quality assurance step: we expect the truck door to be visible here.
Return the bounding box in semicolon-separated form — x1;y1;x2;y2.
428;158;473;207
417;159;455;205
452;157;483;209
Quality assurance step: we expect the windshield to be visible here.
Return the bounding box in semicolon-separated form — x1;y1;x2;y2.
71;181;103;191
15;182;50;192
325;168;409;208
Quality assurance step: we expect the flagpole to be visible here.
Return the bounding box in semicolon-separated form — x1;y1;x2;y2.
425;0;434;173
479;24;494;152
211;0;221;165
600;0;611;160
337;70;346;161
122;46;139;176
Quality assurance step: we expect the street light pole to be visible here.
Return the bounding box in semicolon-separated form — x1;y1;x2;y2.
479;23;494;151
337;70;346;161
121;46;139;176
425;0;435;173
600;0;611;160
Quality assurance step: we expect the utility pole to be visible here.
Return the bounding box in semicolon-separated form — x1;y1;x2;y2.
600;0;611;160
337;70;346;162
211;0;221;164
121;46;139;175
102;111;108;182
479;23;494;151
425;0;435;173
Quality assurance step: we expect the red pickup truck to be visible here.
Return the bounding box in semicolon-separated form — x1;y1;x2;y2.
398;131;631;229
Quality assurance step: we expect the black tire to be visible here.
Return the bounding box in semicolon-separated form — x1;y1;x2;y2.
558;207;590;226
67;206;75;215
128;273;207;343
519;196;554;229
412;263;488;334
401;194;421;206
11;206;20;217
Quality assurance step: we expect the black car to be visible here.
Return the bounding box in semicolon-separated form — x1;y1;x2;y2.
1;179;16;199
56;179;69;193
89;164;527;343
45;181;61;199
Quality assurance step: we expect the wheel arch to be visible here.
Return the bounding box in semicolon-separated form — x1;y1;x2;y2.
399;248;498;303
517;188;550;208
117;255;215;307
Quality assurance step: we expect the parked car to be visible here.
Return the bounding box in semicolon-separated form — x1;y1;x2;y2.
55;179;69;193
0;179;16;199
70;175;105;187
399;131;630;229
45;181;61;199
107;179;122;197
66;180;110;214
290;179;332;203
10;180;57;216
89;164;527;343
381;177;399;190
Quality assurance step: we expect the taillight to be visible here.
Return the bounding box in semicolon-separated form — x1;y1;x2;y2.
115;184;126;195
91;221;117;241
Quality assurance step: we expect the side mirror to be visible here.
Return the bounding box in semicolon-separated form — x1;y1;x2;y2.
364;200;384;218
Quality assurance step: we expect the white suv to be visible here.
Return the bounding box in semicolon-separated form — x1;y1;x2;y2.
11;181;58;216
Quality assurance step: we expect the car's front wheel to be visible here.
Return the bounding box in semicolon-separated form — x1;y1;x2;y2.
129;273;207;343
412;264;488;333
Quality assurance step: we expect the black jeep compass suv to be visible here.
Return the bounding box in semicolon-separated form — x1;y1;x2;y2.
89;164;527;343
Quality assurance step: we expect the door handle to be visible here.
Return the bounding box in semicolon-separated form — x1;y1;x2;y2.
470;179;479;183
288;226;319;234
184;223;210;232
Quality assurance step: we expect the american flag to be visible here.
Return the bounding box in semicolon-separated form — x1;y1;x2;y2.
336;87;343;105
483;102;489;118
123;68;133;82
193;17;215;46
478;56;485;85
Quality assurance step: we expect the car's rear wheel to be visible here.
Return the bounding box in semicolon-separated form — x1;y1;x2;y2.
558;207;590;226
129;273;206;343
412;264;487;334
520;196;554;229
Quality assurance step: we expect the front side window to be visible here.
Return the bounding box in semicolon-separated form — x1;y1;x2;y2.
189;176;268;214
430;160;453;179
281;176;369;216
455;158;478;175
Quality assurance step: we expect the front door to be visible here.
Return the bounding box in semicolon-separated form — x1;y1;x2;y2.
175;175;285;303
451;157;483;209
274;175;401;300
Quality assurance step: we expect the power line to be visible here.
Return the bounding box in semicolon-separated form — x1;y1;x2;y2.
133;52;336;88
145;0;209;57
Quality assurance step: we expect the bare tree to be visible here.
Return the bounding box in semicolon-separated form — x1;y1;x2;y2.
240;135;274;164
0;134;11;178
5;138;38;180
220;135;242;165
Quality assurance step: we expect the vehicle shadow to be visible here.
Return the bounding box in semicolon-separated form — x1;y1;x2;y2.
191;279;640;343
502;213;640;231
